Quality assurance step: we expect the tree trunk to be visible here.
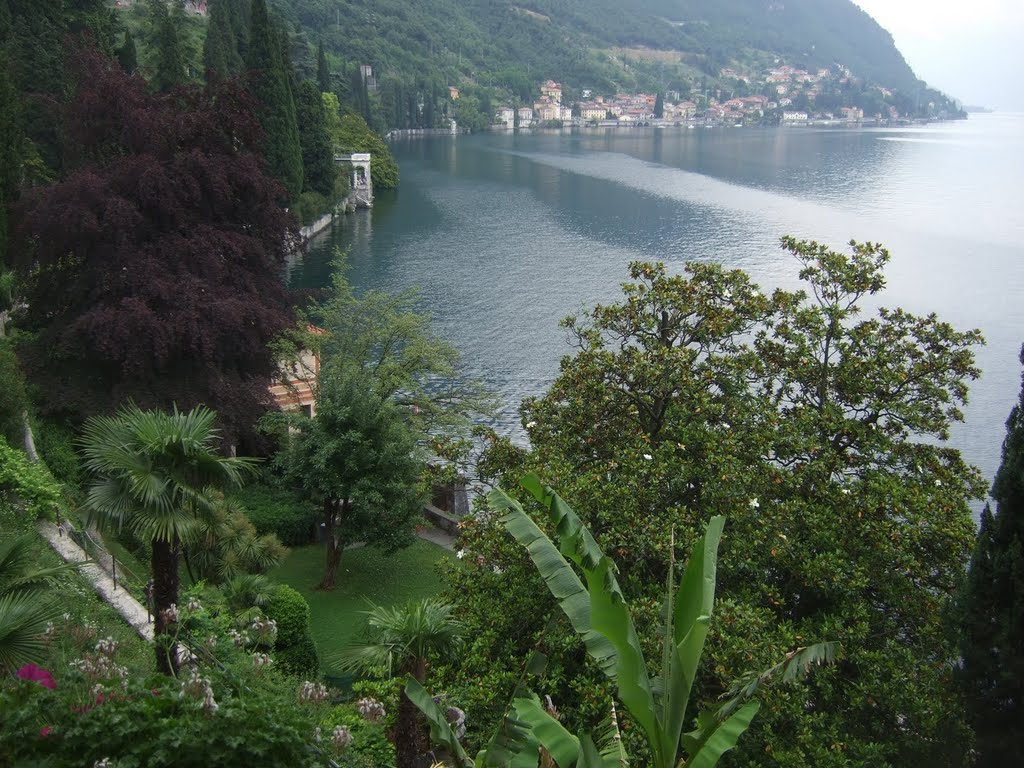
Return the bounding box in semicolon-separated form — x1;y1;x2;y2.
152;536;181;676
395;660;430;768
318;497;349;590
21;410;38;462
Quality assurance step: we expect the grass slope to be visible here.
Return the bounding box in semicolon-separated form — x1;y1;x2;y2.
269;539;453;677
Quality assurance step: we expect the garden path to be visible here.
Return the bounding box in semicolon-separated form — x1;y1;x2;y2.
37;520;154;641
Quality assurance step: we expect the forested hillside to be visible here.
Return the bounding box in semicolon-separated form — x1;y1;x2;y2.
276;0;924;102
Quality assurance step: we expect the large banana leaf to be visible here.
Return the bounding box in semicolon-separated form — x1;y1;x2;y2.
658;517;725;765
487;487;617;678
682;701;760;768
515;477;660;745
404;676;474;768
509;695;580;767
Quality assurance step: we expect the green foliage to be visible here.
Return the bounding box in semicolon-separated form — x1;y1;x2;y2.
230;481;318;546
31;417;81;489
190;497;287;584
0;337;29;446
148;0;189;92
246;0;303;198
203;0;243;76
296;80;337;198
330;110;400;190
267;584;320;679
293;190;333;226
0;535;68;671
322;704;397;768
268;584;312;646
0;434;61;520
442;240;983;766
117;28;139;75
956;348;1024;766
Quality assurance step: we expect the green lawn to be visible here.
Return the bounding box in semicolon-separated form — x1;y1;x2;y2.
269;539;453;677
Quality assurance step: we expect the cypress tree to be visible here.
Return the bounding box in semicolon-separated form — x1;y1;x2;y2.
151;0;187;92
204;0;242;76
246;0;303;199
295;80;335;198
958;347;1024;766
654;92;664;118
316;40;330;94
117;29;138;75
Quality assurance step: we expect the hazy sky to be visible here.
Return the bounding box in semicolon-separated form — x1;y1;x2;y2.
854;0;1024;109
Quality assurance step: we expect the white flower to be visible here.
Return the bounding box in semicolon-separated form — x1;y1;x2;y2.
333;725;352;750
525;420;537;429
642;453;653;461
456;549;466;560
492;565;503;575
722;422;731;430
749;498;760;509
935;479;943;487
841;488;851;495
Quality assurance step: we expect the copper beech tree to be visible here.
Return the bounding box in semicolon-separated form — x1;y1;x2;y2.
12;47;295;444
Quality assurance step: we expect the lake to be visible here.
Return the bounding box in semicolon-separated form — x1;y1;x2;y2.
292;114;1024;501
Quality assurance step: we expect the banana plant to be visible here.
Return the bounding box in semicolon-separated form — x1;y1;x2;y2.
407;474;836;767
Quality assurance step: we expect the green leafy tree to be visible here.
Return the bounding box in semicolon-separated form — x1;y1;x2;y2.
272;256;483;588
957;347;1024;766
342;599;463;768
204;0;243;76
654;92;664;118
276;364;423;590
79;405;256;674
444;239;983;766
295;79;336;198
246;0;303;198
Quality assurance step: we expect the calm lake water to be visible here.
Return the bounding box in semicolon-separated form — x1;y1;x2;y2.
292;114;1024;501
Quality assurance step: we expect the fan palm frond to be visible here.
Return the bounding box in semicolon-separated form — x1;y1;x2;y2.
0;594;62;671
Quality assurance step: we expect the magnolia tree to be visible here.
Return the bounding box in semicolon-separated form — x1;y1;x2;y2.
441;239;984;766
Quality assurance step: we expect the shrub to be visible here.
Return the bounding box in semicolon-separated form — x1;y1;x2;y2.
267;585;311;646
268;584;320;679
231;483;318;546
32;416;81;488
276;632;320;680
0;434;62;519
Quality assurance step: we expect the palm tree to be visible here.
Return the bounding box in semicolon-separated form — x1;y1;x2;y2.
79;405;256;675
340;598;463;768
0;535;69;671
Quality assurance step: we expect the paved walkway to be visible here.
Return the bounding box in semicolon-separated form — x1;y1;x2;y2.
37;521;154;641
416;525;455;551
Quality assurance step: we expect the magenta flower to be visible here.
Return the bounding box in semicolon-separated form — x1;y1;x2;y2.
16;664;56;690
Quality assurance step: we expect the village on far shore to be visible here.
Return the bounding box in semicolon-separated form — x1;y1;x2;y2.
491;62;961;130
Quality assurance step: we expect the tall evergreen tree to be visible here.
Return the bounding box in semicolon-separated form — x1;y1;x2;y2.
117;29;138;75
295;80;335;198
246;0;303;199
958;348;1024;766
150;0;187;92
654;92;664;118
203;0;242;76
316;40;330;94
